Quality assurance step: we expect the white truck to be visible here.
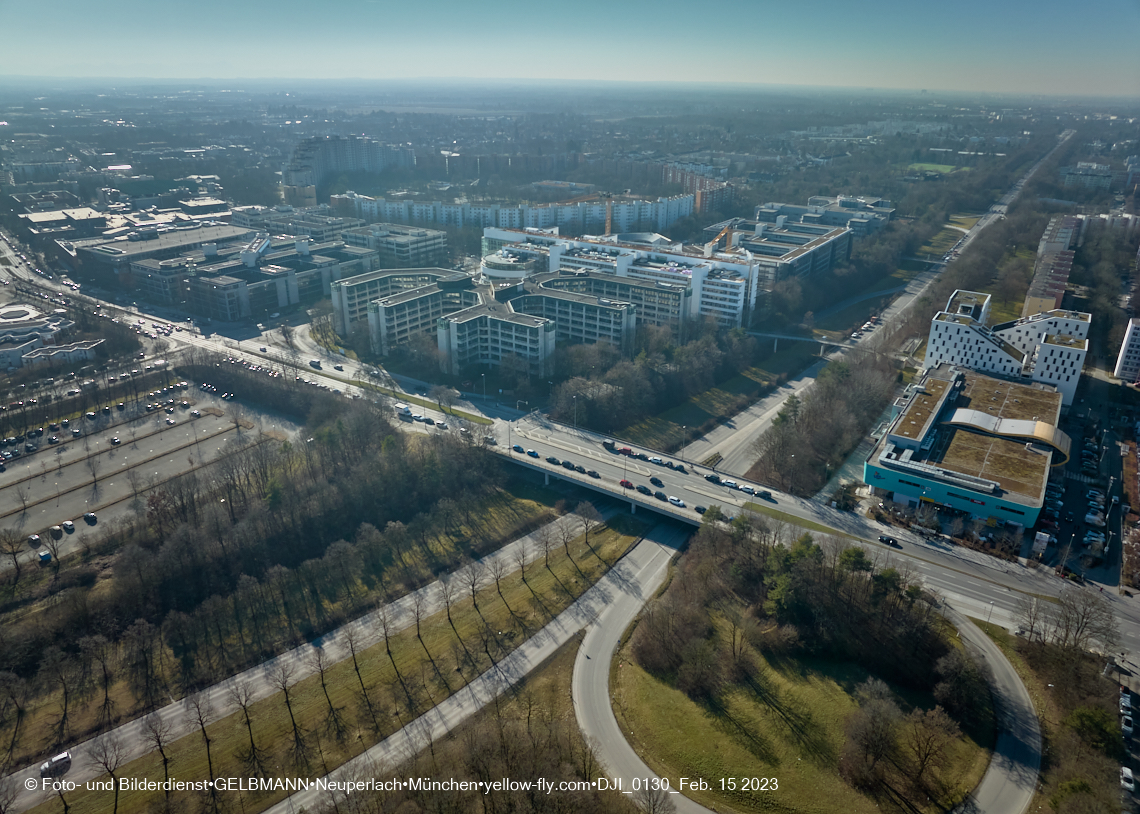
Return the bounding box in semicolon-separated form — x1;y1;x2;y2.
394;403;413;420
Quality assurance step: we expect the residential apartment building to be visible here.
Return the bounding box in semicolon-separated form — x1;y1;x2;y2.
332;190;695;233
922;290;1090;405
282;137;415;206
331;267;457;336
1113;318;1140;382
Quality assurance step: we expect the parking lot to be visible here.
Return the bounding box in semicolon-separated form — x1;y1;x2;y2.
0;397;254;567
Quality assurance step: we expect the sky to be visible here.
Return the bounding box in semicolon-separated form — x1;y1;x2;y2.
0;0;1138;97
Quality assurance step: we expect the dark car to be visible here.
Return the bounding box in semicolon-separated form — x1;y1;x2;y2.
636;484;652;495
705;474;721;484
650;476;664;487
675;465;687;475
527;449;539;458
574;464;586;473
561;460;574;470
878;535;900;548
586;470;600;478
512;444;524;453
546;456;560;465
653;490;668;501
695;505;707;514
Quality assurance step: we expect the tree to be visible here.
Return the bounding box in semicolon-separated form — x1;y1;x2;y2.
0;530;23;584
429;385;458;414
632;785;676;814
142;713;174;798
342;627;376;729
184;694;218;798
79;635;117;731
89;732;128;814
902;706;960;784
228;682;269;775
576;501;603;550
269;660;308;764
308;648;348;741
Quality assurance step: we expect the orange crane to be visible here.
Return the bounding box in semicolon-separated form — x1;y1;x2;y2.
703;223;734;254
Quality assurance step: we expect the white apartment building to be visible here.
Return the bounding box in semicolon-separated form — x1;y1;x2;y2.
922;290;1089;405
1114;319;1140;382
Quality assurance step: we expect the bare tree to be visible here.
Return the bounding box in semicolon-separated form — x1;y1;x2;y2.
13;482;28;514
576;501;603;550
632;785;676;814
79;635;116;731
228;682;269;775
488;556;509;606
0;530;23;584
902;706;960;784
89;732;128;814
463;560;486;614
141;713;174;797
308;648;348;741
269;660;308;764
342;627;376;729
1046;588;1120;653
511;538;531;585
1014;595;1046;642
184;693;219;809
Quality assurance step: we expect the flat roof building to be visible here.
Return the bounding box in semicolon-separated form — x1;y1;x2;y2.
865;364;1068;527
755;195;894;236
339;223;448;269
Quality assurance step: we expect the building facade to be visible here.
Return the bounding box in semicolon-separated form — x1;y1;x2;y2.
922;290;1089;405
1114;319;1140;382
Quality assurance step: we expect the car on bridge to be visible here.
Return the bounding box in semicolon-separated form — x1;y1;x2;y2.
620;479;633;488
636;484;651;495
512;444;524;453
527;449;538;457
668;496;685;507
546;456;560;465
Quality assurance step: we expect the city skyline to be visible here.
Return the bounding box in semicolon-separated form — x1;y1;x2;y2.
0;0;1137;98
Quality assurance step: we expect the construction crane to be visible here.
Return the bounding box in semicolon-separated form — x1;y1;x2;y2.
703;223;735;255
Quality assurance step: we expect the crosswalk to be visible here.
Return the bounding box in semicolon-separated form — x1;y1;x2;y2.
1064;471;1098;484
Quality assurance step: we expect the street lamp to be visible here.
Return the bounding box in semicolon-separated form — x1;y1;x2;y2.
516;399;528;412
481;373;486;401
681;425;687;463
573;395;578;434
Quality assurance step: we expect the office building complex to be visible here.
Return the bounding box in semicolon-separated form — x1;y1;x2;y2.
480;227;779;328
283;137;415;206
1060;162;1114;190
922;290;1089;405
865;364;1068;527
332;190;695;233
74;223;254;273
754;196;894;236
339;223;448;269
126;234;378;320
231;204;363;241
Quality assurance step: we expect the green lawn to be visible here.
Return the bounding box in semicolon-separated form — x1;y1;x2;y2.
950;214;982;231
352;379;493;424
919;226;963;256
908;163;959;174
620;344;821;451
614;628;989;814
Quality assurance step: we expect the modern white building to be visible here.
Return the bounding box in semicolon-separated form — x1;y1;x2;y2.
922;290;1089;405
480;227;762;328
1114;318;1140;382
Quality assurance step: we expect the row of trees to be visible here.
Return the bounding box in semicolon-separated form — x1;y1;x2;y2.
748;356;897;495
0;352;552;769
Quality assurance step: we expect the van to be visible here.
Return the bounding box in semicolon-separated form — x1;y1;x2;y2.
39;751;71;778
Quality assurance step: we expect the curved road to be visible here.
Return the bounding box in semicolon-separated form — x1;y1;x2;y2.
572;553;1042;814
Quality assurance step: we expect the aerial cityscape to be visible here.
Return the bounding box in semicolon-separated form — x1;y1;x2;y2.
0;3;1138;814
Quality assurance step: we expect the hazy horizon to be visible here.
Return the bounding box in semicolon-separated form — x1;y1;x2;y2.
1;0;1137;99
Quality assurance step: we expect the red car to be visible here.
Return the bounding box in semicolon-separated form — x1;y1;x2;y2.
620;479;633;489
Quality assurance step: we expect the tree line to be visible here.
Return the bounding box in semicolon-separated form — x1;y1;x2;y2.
0;352;555;770
748;357;897;496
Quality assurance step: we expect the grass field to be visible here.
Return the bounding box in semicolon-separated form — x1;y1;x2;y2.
351;379;493;424
25;518;645;814
741;501;856;538
908;163;960;174
620;343;821;451
950;214;981;231
919;226;963;256
613;621;991;814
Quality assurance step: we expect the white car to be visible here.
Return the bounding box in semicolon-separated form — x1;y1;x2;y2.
1122;767;1135;792
723;480;739;490
437;422;448;430
667;496;685;507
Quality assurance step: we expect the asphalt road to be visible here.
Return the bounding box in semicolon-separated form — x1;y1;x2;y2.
571;527;711;812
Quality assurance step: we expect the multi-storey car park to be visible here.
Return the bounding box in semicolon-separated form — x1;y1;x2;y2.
864;364;1071;528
